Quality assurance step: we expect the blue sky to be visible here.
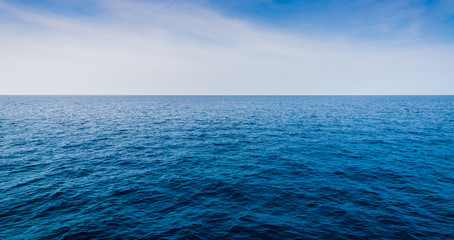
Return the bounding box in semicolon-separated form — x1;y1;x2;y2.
1;0;453;94
6;0;454;42
209;0;454;41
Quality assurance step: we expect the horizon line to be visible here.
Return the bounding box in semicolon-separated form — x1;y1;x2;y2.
1;94;453;96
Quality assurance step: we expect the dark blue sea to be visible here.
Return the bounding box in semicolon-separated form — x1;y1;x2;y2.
1;96;453;239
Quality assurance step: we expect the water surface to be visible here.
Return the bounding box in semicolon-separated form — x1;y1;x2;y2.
1;96;453;239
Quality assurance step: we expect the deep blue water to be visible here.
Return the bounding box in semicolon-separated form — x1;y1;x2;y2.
1;96;454;239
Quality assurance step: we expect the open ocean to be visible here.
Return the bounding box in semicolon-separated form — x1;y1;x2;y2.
1;95;453;239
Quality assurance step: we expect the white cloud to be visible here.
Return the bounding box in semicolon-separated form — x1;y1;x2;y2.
0;0;453;94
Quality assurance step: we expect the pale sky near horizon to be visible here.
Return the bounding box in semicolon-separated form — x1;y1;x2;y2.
1;0;454;95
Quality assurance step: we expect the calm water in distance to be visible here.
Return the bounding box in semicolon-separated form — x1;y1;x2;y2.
1;96;453;239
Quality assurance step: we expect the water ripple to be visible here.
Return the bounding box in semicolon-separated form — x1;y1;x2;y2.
1;96;453;239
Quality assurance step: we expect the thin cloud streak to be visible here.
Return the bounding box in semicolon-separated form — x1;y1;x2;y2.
0;0;453;95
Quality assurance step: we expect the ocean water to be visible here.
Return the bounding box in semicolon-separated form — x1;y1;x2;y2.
1;95;453;239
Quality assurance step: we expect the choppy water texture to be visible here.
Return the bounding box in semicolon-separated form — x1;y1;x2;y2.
1;96;454;239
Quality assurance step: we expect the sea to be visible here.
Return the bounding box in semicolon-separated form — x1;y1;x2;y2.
1;95;453;239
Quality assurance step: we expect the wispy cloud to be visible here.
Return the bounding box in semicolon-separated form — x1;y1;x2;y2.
0;0;453;94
